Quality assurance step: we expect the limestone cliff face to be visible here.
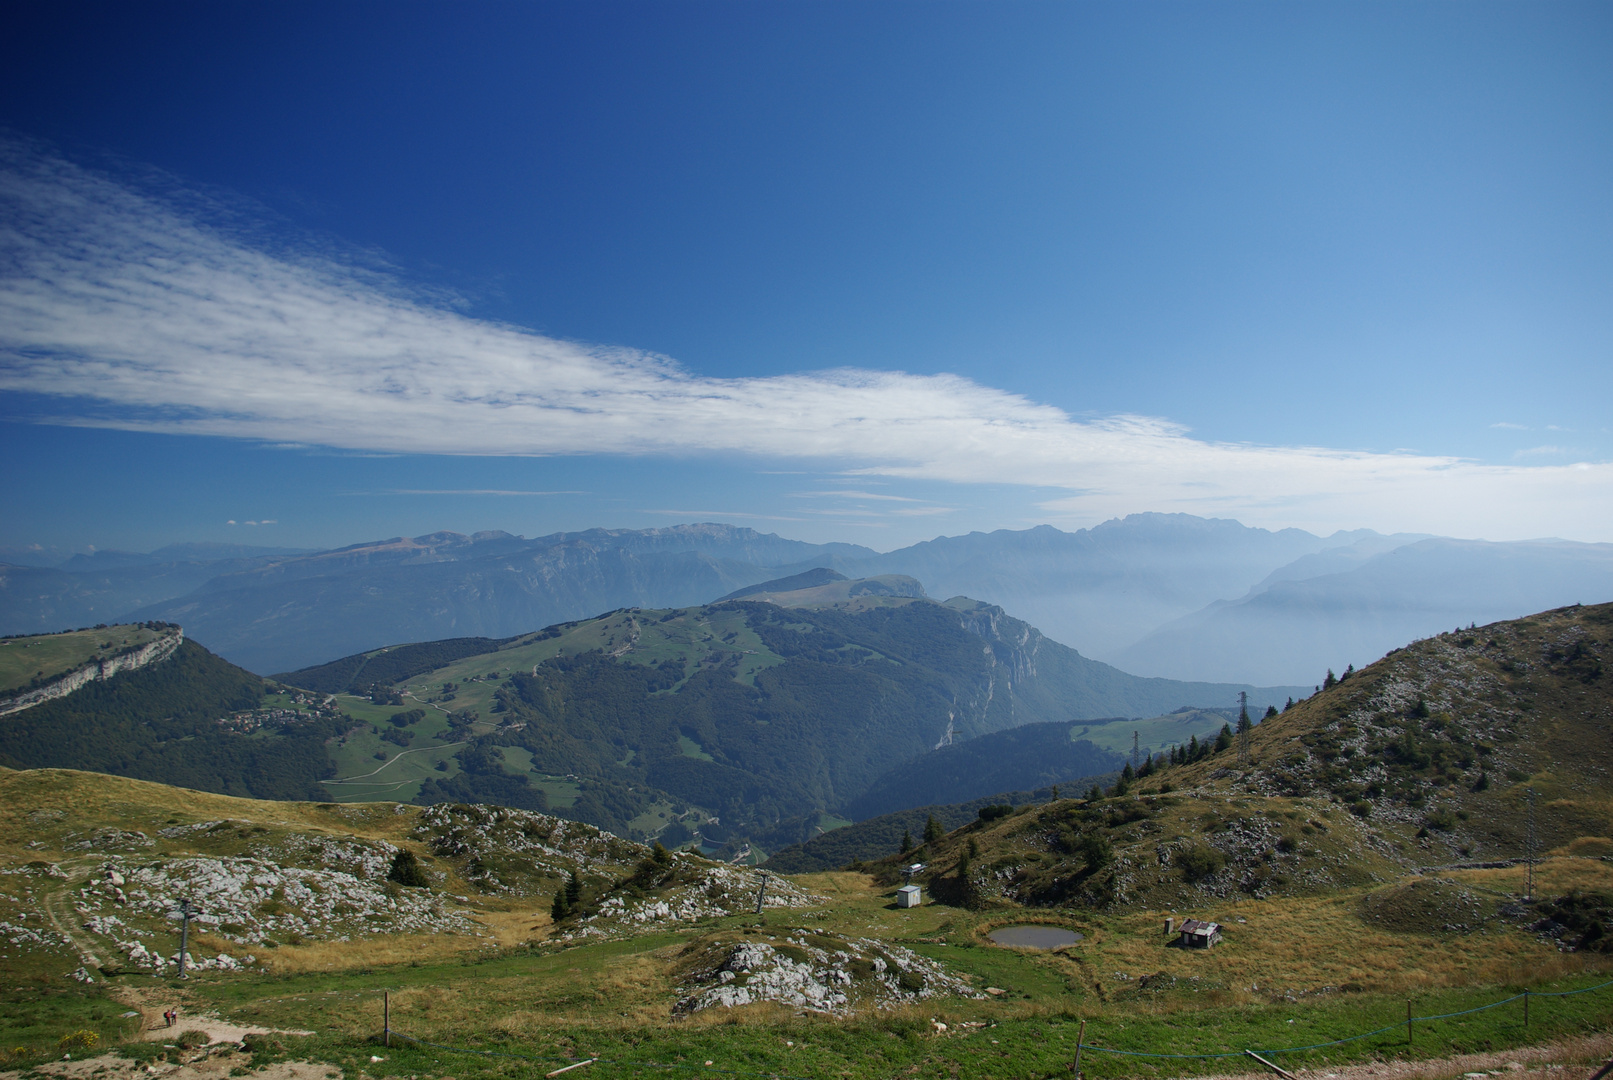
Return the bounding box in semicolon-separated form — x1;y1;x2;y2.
949;603;1045;735
0;628;184;717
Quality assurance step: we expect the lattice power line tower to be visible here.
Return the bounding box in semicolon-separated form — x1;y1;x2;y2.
1525;788;1538;901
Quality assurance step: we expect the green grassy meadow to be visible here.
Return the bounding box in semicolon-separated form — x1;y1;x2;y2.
1074;709;1238;759
0;625;164;695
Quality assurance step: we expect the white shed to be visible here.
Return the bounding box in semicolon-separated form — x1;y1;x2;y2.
896;885;923;908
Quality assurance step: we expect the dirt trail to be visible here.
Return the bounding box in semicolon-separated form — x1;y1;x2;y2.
1183;1032;1613;1080
38;860;105;969
137;1013;313;1044
325;739;466;784
2;1053;335;1080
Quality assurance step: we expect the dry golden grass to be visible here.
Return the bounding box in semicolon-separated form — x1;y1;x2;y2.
254;933;488;975
373;951;677;1035
1073;889;1610;998
0;768;422;857
1452;857;1613;897
1550;836;1613;859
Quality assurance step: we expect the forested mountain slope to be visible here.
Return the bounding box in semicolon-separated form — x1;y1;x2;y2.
279;589;1301;853
0;636;340;801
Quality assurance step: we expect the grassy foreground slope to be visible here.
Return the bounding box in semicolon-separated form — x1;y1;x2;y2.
0;766;1609;1080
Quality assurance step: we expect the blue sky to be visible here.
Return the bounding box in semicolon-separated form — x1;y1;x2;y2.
2;1;1610;555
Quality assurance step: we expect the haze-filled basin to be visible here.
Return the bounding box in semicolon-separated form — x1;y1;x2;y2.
987;925;1083;949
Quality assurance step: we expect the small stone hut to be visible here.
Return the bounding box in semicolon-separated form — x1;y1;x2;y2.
1173;917;1222;948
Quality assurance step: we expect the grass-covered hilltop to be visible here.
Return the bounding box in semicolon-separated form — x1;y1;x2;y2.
0;602;1609;1080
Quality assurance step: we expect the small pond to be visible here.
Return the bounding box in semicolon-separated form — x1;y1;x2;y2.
987;925;1083;949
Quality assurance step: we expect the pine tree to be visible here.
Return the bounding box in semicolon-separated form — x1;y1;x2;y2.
1323;669;1338;690
1121;762;1135;781
1087;784;1102;802
901;828;913;854
550;888;570;921
387;848;430;888
1284;697;1295;712
1214;724;1234;752
564;869;582;908
923;815;944;845
1264;705;1279;720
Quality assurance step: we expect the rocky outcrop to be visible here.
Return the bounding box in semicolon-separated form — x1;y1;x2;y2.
673;929;982;1015
0;628;184;717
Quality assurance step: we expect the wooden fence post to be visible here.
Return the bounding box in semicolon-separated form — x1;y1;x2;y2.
1407;1000;1413;1047
1244;1050;1299;1080
384;990;390;1047
1072;1019;1085;1078
1523;991;1529;1027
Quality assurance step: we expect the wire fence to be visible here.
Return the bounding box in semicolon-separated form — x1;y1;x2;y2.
380;978;1613;1075
386;1030;814;1080
1075;979;1613;1061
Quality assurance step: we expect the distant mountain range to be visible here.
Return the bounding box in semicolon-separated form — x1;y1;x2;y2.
3;516;1610;683
1112;536;1613;684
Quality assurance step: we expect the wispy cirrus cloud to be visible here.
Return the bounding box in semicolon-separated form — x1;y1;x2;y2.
791;489;924;502
1;142;1610;540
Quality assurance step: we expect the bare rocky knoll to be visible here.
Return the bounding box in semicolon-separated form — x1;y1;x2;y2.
0;769;823;981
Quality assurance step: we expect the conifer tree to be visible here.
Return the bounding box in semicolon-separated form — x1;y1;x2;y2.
901;828;913;853
923;815;944;845
387;848;430;888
